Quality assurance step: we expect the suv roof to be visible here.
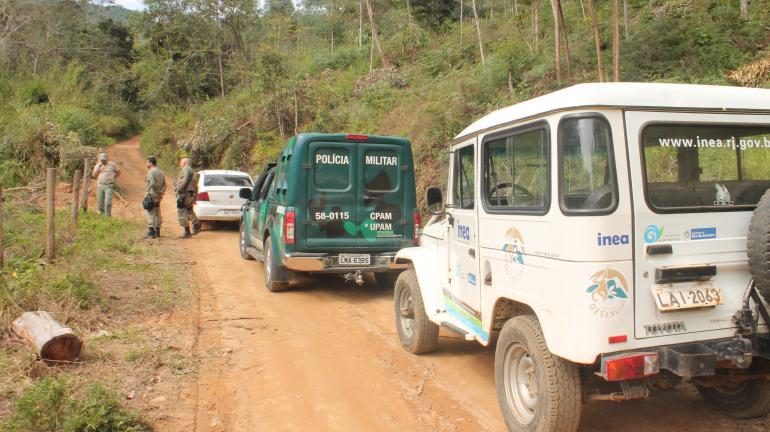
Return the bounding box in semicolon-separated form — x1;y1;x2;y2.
458;83;770;140
198;170;251;176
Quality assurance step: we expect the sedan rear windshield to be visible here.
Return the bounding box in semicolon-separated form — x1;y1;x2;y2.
642;123;770;212
203;175;252;187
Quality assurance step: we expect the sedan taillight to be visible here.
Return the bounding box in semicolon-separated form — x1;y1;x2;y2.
413;209;421;245
197;192;210;201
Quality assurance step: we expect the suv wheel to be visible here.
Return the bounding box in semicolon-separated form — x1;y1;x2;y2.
239;222;254;260
263;236;288;292
697;380;770;419
495;315;581;432
748;188;770;299
394;269;438;354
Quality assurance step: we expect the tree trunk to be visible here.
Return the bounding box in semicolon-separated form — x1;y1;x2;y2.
623;0;629;39
406;0;412;23
550;0;561;82
359;0;363;48
460;0;464;46
12;311;82;363
471;0;486;65
586;0;604;82
611;0;620;81
365;0;390;68
558;0;572;80
740;0;749;19
532;0;540;50
218;51;226;97
514;0;519;16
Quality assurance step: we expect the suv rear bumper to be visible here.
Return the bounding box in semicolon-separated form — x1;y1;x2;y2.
601;334;770;379
283;252;409;273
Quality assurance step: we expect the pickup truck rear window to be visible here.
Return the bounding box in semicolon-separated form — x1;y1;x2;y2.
642;123;770;212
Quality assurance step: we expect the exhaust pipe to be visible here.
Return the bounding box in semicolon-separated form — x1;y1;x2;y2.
344;270;365;286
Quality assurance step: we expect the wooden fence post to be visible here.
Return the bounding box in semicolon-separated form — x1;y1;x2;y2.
80;158;90;212
46;168;56;262
0;185;4;270
71;170;81;230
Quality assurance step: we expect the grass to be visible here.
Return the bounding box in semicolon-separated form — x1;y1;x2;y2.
0;191;195;428
1;377;148;432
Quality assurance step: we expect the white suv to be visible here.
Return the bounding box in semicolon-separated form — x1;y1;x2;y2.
393;83;770;432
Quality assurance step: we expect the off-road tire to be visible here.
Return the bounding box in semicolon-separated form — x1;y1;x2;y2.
263;236;289;292
697;380;770;419
239;222;254;260
495;315;581;432
394;269;438;354
748;188;770;300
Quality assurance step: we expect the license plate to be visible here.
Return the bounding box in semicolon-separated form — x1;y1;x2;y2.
338;254;371;266
221;209;240;215
652;281;723;311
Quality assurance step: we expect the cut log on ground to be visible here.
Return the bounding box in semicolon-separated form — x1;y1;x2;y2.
12;311;82;363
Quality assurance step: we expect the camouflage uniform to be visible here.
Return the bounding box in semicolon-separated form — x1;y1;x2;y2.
176;165;199;231
145;166;166;231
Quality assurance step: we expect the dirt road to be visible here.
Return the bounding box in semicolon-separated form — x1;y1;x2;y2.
112;138;767;432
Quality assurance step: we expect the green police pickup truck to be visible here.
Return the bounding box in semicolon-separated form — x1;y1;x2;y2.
239;133;419;291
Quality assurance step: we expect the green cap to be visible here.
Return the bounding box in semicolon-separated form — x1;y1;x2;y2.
99;153;108;161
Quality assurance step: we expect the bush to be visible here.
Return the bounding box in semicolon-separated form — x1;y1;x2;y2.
2;377;148;432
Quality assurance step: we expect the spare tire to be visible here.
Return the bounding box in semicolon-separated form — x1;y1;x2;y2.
748;188;770;299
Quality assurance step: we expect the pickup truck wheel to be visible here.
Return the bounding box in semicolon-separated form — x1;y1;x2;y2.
495;315;581;432
394;269;438;354
748;188;770;300
263;236;288;292
239;223;254;260
696;380;770;419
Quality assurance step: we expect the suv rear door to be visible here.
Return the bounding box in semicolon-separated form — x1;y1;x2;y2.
626;111;770;339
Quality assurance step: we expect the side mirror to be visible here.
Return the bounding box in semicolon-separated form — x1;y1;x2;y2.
239;187;252;200
426;187;444;215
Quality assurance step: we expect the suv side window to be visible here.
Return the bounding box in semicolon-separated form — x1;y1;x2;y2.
483;124;549;212
453;144;475;209
558;115;618;214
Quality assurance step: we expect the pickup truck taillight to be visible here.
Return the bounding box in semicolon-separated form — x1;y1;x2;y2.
197;192;210;201
413;209;421;245
284;210;295;245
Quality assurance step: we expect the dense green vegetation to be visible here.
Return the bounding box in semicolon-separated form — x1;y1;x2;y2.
3;0;770;190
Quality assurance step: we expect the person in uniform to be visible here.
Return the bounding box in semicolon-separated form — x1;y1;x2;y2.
144;156;167;239
92;152;120;217
175;157;200;238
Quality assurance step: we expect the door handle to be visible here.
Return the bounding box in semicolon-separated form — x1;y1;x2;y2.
468;248;475;258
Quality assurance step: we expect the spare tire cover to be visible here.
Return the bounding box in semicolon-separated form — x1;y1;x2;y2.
748;189;770;299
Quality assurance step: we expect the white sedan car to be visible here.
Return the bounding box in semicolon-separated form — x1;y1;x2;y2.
194;170;253;221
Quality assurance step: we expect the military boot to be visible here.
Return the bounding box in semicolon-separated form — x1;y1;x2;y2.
179;226;192;239
191;222;201;235
155;228;161;238
143;228;156;240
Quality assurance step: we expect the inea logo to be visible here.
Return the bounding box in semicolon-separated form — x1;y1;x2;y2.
596;233;629;246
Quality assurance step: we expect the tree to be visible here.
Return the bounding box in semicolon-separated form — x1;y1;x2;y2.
470;0;485;65
364;0;390;68
586;0;603;81
740;0;749;19
611;0;620;81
